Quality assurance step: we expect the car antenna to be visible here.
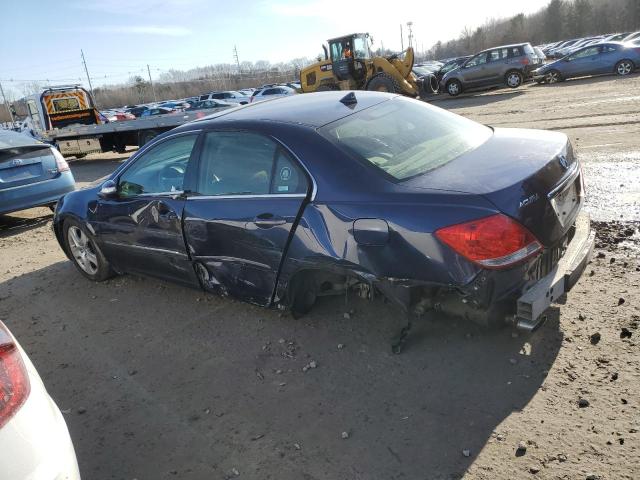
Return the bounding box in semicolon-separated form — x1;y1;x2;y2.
339;92;357;107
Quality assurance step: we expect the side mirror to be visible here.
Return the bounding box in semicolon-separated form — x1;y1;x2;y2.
98;179;117;198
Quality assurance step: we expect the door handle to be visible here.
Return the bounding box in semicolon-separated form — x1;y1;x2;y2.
253;213;286;228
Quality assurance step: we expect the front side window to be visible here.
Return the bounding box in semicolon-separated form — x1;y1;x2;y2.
570;46;600;59
319;97;491;181
465;53;488;67
196;131;307;196
118;134;197;196
353;35;369;59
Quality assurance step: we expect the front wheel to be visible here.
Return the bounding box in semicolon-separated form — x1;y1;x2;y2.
615;60;634;76
366;73;399;93
545;69;562;84
446;79;462;96
505;70;523;88
64;219;115;281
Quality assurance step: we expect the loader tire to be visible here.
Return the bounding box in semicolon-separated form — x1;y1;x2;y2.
367;73;400;93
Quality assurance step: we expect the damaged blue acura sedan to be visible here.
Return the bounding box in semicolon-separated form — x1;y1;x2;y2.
53;91;594;349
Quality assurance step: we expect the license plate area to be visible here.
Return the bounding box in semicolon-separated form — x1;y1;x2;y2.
550;177;581;227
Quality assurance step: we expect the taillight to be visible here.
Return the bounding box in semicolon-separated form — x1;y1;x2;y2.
520;58;530;65
51;147;70;172
435;214;542;269
0;322;30;429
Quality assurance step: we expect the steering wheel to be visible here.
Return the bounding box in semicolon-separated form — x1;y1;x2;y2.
157;164;185;192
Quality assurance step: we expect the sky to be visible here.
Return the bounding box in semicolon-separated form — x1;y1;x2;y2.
0;0;550;98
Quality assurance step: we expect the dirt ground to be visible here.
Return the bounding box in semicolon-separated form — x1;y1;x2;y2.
1;74;639;480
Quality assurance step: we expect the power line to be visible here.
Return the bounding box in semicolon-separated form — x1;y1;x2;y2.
80;49;97;110
147;64;157;102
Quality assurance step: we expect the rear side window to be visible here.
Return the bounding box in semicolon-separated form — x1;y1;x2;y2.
319;97;491;181
196;131;307;196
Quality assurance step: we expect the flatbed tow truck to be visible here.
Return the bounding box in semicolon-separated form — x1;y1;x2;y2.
24;85;228;157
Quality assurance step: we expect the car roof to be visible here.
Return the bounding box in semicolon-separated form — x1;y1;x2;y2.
480;43;530;53
190;91;395;128
0;129;44;150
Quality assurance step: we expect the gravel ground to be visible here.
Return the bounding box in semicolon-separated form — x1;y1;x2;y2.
1;73;639;480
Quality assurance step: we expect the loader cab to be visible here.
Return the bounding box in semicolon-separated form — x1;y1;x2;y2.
328;33;371;83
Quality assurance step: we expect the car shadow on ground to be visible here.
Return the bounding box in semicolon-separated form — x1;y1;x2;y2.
0;262;564;480
0;212;52;238
431;89;526;109
529;71;639;88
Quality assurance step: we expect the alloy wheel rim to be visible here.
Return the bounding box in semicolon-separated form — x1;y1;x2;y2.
508;74;520;87
618;62;631;75
547;72;558;83
449;83;459;94
68;226;99;275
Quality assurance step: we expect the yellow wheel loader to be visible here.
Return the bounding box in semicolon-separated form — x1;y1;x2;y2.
300;33;427;97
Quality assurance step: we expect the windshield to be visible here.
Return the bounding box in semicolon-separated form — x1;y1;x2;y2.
319;97;491;181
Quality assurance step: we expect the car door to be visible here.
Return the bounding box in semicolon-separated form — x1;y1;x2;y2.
597;44;619;73
484;49;505;85
182;130;310;306
94;131;200;286
564;47;601;77
459;52;489;87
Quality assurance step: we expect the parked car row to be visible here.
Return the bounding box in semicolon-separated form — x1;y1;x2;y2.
429;29;640;96
98;82;302;123
439;42;540;96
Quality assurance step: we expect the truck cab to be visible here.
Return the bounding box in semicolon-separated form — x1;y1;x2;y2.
25;85;102;134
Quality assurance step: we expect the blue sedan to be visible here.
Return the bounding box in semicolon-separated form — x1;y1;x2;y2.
52;92;594;349
533;42;640;83
0;130;75;215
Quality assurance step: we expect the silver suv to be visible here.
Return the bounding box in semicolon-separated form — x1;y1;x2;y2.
440;43;538;96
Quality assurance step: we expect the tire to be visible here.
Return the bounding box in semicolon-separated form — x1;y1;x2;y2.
289;272;318;319
615;59;634;76
366;73;400;93
505;70;523;88
138;129;159;148
63;218;115;282
544;69;562;84
446;79;462;96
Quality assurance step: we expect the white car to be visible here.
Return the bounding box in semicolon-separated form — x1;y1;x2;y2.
249;86;297;103
198;91;250;105
0;321;81;480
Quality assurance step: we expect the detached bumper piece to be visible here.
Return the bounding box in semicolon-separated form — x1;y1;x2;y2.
515;213;595;332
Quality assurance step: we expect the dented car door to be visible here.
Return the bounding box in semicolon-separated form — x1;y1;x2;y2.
183;130;309;305
94;132;200;285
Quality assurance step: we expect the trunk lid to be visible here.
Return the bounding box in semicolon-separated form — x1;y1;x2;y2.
404;128;582;246
0;145;58;191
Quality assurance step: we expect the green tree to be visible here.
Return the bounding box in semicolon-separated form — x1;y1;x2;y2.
545;0;564;41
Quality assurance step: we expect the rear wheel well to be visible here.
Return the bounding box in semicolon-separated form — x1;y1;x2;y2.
286;269;360;318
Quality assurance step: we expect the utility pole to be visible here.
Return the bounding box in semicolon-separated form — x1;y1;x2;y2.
80;49;97;107
147;64;157;102
0;82;15;127
400;24;404;51
406;21;414;49
233;45;241;73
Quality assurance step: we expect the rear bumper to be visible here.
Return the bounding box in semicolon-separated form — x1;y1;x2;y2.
0;172;75;215
515;213;595;331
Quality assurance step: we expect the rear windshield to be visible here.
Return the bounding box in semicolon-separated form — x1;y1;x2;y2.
319;97;491;181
